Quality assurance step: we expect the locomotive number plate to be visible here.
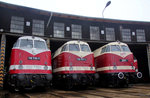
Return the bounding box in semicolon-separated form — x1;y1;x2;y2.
120;59;128;62
77;58;86;61
28;57;40;60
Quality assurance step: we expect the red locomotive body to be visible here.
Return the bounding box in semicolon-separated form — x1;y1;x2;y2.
8;36;52;90
94;41;142;87
52;41;96;89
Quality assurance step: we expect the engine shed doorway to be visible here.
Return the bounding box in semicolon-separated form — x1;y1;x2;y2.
5;35;19;72
129;44;149;82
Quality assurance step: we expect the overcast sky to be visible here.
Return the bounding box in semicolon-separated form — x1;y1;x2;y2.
0;0;150;22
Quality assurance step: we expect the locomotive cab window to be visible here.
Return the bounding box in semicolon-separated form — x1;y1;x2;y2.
111;45;121;52
61;44;69;52
34;40;47;50
101;45;110;53
69;44;80;51
80;44;91;52
121;45;130;52
20;39;33;48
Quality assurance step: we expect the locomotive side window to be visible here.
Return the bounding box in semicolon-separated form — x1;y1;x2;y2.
69;44;80;51
121;45;130;52
80;44;91;52
101;47;106;53
111;45;121;52
13;41;19;48
34;40;47;50
61;44;69;52
20;39;33;48
101;45;110;53
105;45;110;52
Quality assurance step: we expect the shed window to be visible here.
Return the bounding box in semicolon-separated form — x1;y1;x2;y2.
136;29;146;42
106;28;115;41
71;24;82;39
32;19;44;36
90;26;100;40
10;16;24;33
54;22;64;38
121;29;131;42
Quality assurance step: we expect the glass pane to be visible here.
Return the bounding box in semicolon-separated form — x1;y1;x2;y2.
80;44;90;52
122;29;131;42
32;19;44;36
34;40;46;49
72;24;82;39
69;44;80;51
121;45;130;52
106;45;110;52
101;47;106;53
54;22;64;38
136;29;146;42
111;45;121;52
10;16;24;33
90;26;100;40
106;28;115;41
61;44;69;52
20;39;33;48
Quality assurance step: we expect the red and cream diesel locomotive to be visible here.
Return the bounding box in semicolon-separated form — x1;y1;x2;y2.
52;41;96;89
8;36;52;90
94;41;142;87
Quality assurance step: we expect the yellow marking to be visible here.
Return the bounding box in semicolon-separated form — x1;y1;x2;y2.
0;54;4;57
0;74;4;77
0;64;4;67
1;47;4;50
1;44;5;47
0;78;3;81
0;81;3;84
0;71;3;74
0;68;4;70
0;61;4;64
1;51;4;54
0;57;4;60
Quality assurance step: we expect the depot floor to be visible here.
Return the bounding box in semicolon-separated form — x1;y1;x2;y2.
1;84;150;98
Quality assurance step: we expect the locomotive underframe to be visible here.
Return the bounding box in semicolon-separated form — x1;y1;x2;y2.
7;74;52;90
53;73;96;89
97;72;141;87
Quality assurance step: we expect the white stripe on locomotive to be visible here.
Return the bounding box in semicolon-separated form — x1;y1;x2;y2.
53;66;95;73
9;65;52;70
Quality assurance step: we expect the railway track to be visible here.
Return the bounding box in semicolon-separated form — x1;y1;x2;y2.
1;84;150;98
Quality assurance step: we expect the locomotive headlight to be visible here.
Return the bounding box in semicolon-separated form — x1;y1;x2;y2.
19;60;23;64
44;66;48;70
45;62;47;65
131;66;134;70
69;66;73;70
118;72;124;79
113;66;117;70
135;68;138;72
19;65;23;69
